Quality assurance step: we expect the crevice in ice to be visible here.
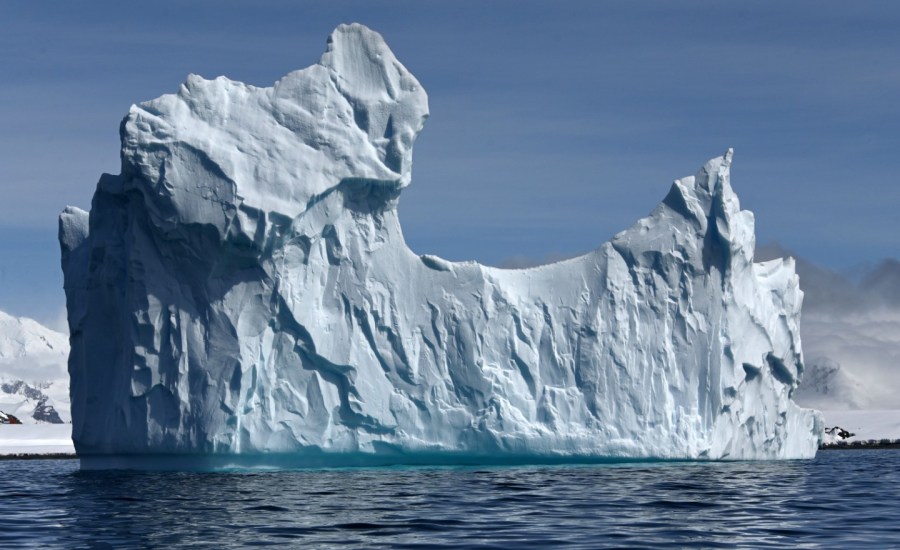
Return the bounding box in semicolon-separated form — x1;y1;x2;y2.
765;352;796;387
743;363;761;381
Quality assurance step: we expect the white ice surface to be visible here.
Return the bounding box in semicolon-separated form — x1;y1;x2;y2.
0;424;74;455
59;24;821;462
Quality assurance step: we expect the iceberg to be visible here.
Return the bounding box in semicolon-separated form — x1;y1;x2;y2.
59;23;821;464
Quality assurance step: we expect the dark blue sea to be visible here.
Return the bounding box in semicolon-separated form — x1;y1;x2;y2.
2;450;898;548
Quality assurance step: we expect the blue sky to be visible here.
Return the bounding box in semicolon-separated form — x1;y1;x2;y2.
1;1;899;328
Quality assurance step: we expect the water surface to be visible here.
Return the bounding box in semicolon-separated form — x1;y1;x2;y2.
2;450;898;548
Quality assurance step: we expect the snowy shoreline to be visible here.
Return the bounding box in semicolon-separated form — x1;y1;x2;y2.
0;423;74;457
820;442;900;450
0;452;76;460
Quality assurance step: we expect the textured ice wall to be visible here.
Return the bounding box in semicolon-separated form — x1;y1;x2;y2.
60;24;822;461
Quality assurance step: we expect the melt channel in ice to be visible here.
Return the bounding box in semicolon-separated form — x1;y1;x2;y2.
59;23;822;467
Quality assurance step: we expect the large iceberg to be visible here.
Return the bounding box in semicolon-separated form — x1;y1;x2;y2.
60;23;821;464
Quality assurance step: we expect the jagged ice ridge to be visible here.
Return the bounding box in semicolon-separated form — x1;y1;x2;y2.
59;24;822;463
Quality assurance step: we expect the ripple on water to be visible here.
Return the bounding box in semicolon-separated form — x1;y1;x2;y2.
0;450;898;548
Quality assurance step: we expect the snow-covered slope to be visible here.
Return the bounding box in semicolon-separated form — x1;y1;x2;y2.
0;310;70;424
793;357;867;411
59;23;821;461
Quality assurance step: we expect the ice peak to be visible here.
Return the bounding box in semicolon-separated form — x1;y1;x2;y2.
119;23;427;236
319;23;428;185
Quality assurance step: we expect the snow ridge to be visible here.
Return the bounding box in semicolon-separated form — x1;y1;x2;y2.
59;24;821;461
0;310;70;424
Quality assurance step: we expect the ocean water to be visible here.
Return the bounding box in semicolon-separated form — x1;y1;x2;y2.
2;450;898;548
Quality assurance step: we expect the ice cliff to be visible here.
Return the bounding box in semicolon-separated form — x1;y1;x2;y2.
59;23;822;462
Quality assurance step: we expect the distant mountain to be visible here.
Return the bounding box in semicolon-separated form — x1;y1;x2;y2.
792;357;867;411
755;242;864;315
756;242;900;410
0;310;70;424
861;259;900;308
757;243;900;314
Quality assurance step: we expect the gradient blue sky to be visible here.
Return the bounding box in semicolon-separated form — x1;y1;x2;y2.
1;1;899;328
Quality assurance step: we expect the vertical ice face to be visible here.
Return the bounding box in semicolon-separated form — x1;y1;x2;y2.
60;24;822;461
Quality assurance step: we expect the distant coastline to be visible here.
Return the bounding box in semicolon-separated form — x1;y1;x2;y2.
0;452;77;460
820;440;900;451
